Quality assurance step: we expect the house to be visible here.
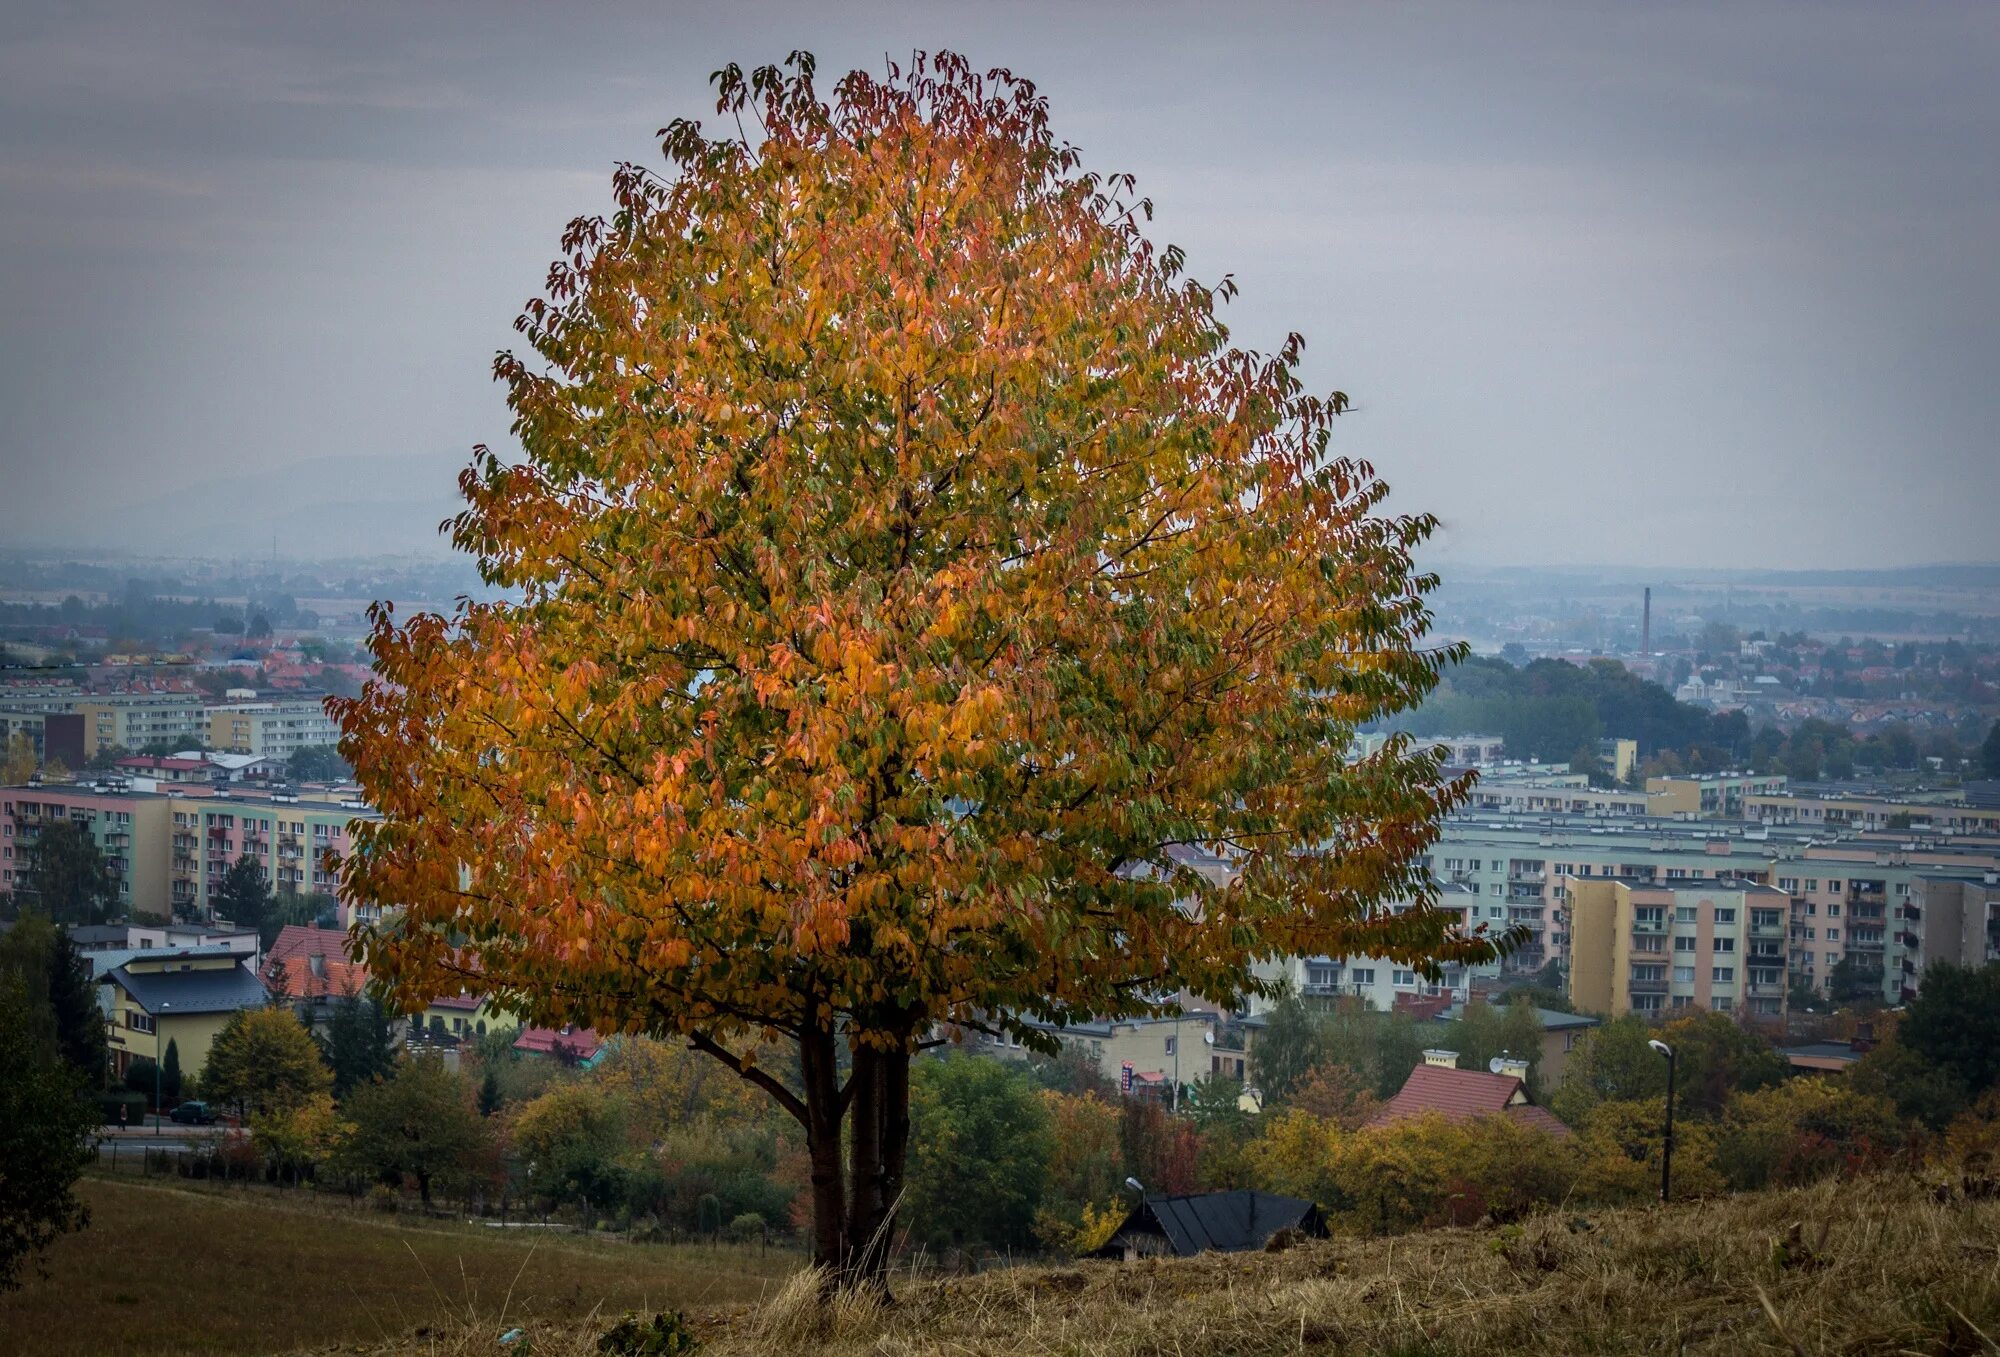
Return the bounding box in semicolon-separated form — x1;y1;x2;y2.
261;924;368;1027
1367;1050;1570;1137
1092;1190;1327;1260
101;948;269;1080
1780;1040;1867;1074
513;1025;606;1068
416;991;500;1043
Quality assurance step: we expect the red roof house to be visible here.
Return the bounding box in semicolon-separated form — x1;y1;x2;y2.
261;924;366;1002
1367;1054;1570;1137
513;1025;606;1067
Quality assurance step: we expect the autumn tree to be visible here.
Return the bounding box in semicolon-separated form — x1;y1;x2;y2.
13;821;116;927
336;53;1500;1287
201;1008;332;1118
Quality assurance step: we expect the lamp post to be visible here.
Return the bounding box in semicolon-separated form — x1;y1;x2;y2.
153;1001;171;1135
1648;1038;1676;1203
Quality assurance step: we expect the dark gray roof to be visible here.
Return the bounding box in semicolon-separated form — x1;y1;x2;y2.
1098;1190;1325;1256
105;961;267;1016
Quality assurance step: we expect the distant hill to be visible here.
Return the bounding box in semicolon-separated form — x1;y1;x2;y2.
23;453;470;559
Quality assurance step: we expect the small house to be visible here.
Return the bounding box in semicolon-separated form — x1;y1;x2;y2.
1092;1190;1327;1260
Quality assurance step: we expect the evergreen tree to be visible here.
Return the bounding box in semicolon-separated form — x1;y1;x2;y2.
477;1067;502;1117
161;1038;183;1106
319;993;399;1096
216;855;275;946
15;822;116;926
1982;719;2000;779
0;985;97;1291
45;927;105;1084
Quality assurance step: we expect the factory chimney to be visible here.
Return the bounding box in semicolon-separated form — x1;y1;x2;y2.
1642;587;1652;656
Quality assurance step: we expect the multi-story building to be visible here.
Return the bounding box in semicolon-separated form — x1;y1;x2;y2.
1646;772;1790;818
1566;876;1791;1019
172;789;374;917
0;784;173;917
3;780;377;923
206;700;340;759
1900;875;2000;994
1257;884;1503;1009
1426;813;2000;1002
1434;735;1508;767
0;709;87;767
76;693;210;756
1746;793;2000;837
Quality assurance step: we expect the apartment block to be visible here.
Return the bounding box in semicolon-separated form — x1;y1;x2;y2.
0;708;86;767
1900;875;2000;994
173;790;372;917
1429;813;2000;1004
1566;877;1790;1018
1746;793;2000;837
0;785;173;916
206;700;340;759
76;693;209;756
1646;772;1790;818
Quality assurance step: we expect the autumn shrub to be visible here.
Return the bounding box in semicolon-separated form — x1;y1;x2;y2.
1321;1113;1576;1231
1714;1078;1903;1190
1573;1097;1725;1203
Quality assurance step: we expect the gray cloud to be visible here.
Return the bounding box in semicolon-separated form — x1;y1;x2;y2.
1;1;1994;568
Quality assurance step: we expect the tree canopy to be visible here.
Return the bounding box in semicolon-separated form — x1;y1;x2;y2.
0;983;97;1290
336;52;1498;1285
201;1007;332;1118
12;821;116;927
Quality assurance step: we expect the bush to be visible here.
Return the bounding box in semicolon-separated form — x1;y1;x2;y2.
1715;1078;1903;1190
597;1311;698;1356
1321;1113;1577;1231
726;1212;766;1242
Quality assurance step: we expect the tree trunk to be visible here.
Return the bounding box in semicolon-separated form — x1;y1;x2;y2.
800;1022;848;1276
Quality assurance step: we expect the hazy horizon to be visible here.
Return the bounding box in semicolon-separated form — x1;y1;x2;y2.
3;2;1996;569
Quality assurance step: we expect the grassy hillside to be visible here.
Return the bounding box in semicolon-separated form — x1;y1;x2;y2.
333;1174;2000;1357
0;1178;795;1357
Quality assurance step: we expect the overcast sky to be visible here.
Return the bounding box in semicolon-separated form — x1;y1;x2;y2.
2;2;1995;568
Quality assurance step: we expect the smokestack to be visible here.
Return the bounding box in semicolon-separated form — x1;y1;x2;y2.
1642;587;1652;656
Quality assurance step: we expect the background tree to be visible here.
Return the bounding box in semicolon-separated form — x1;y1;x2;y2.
160;1038;182;1106
1251;994;1333;1103
511;1083;630;1213
1981;719;2000;779
215;855;275;946
0;985;98;1290
201;1008;332;1118
0;914;106;1085
903;1057;1051;1253
2;733;35;785
335;53;1499;1287
340;1057;488;1206
1898;963;2000;1096
14;822;116;926
318;993;399;1097
285;746;346;783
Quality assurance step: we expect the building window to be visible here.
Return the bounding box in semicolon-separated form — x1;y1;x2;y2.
1393;970;1417;986
1712;967;1735;983
1675;937;1697;952
1713;938;1735;953
1712;997;1734;1012
1673;966;1695;983
1351;968;1375;985
1826;928;1840;942
1674;905;1696;923
1713;908;1736;925
127;1011;155;1034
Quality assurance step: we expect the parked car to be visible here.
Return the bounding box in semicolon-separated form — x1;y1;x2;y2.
169;1101;217;1125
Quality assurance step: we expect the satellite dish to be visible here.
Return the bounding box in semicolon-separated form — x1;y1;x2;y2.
1488;1057;1506;1074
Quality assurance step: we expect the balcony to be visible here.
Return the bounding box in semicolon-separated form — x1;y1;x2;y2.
1632;918;1667;936
1847;933;1886;952
1747;981;1785;999
1750;917;1787;938
1628;975;1670;995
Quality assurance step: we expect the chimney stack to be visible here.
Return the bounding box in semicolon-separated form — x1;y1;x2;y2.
1421;1048;1460;1068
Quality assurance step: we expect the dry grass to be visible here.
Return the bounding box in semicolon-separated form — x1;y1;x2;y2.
0;1177;797;1357
345;1174;2000;1357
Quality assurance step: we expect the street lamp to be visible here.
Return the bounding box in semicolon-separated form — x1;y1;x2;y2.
1648;1038;1676;1203
153;1001;172;1135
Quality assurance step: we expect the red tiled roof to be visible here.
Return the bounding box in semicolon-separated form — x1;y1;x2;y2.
428;992;486;1011
513;1025;603;1061
1367;1063;1570;1138
261;924;366;1000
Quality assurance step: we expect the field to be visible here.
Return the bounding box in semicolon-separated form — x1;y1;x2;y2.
351;1174;2000;1357
11;1173;2000;1356
0;1177;797;1357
